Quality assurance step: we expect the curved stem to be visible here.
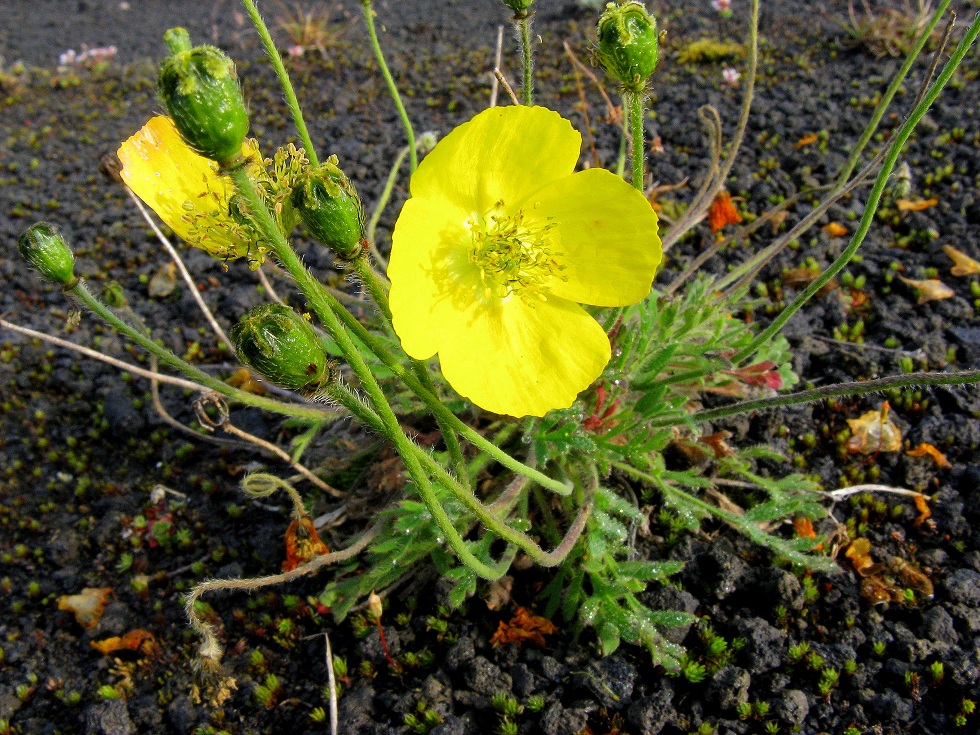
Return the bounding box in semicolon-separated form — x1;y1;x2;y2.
656;369;980;427
362;0;417;172
734;13;980;365
68;281;332;422
240;0;319;167
625;89;645;190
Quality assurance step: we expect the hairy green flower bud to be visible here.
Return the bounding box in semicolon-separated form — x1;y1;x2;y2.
230;304;331;391
157;29;249;165
596;1;660;92
292;156;365;260
18;222;77;288
501;0;535;14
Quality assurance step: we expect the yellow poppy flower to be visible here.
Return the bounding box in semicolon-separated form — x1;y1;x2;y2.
117;115;265;265
388;105;662;418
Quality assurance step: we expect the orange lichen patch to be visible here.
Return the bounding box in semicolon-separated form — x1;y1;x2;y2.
912;493;933;527
896;198;938;212
845;538;875;576
793;516;817;540
822;222;849;238
898;277;955;305
707;190;743;234
283;516;329;572
90;629;158;656
906;443;952;470
942;245;980;277
794;133;819;149
57;588;114;629
846;403;902;454
225;367;268;395
490;608;558;648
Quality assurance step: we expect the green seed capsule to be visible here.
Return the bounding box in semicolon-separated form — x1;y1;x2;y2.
157;28;249;165
292;157;365;260
596;1;660;93
18;222;77;288
230;304;330;391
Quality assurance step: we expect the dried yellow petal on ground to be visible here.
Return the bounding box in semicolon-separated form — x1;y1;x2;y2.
942;245;980;277
899;277;955;305
846;403;902;454
896;198;938;212
57;587;114;628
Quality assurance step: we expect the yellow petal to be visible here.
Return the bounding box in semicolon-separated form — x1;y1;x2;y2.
528;168;662;306
117;116;263;263
439;294;611;418
388;196;475;360
411;106;581;216
117;116;228;241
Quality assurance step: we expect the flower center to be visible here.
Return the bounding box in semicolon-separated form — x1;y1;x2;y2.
468;205;564;300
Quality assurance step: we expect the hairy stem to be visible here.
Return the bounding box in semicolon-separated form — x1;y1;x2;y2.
625;89;645;190
657;369;980;427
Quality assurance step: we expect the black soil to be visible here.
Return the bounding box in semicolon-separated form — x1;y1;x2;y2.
2;1;980;734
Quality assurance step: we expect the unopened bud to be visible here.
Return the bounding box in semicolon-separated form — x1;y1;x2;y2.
292;156;365;260
157;29;249;166
230;304;331;391
596;1;660;92
18;222;77;288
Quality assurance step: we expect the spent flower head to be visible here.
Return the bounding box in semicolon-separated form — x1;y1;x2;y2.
387;105;661;417
117;116;268;267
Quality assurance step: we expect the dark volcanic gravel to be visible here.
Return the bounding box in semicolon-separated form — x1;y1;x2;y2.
2;1;980;734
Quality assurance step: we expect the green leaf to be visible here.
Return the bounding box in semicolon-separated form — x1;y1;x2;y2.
616;560;685;581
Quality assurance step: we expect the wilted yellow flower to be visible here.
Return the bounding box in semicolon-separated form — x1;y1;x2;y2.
388;105;662;417
117;115;265;266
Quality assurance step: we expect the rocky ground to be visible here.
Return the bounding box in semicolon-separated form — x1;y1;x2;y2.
2;1;980;734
